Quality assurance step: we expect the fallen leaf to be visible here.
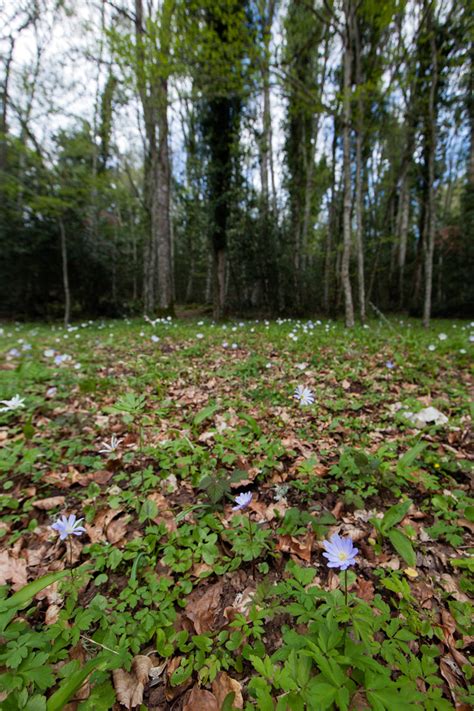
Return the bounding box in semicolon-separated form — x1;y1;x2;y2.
440;655;469;709
112;655;153;709
45;603;61;625
185;581;223;634
212;671;243;708
276;531;314;562
404;567;418;578
183;686;219;711
355;577;375;602
33;496;66;510
106;515;129;545
0;550;27;590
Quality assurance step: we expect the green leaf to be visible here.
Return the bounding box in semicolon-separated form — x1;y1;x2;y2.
193;404;219;426
380;500;412;533
46;655;110;711
387;529;416;566
397;441;426;469
306;680;337;709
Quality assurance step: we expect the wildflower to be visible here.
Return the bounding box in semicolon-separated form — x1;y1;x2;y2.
386;360;395;369
438;333;447;341
51;514;86;540
7;348;21;358
0;394;25;413
232;491;253;511
196;333;204;339
99;435;122;454
151;335;160;343
44;349;55;357
322;534;358;571
294;385;315;406
428;344;436;352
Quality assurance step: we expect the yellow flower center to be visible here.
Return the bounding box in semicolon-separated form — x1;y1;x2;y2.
338;552;348;561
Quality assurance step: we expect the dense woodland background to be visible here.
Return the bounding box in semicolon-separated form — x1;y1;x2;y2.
0;0;472;326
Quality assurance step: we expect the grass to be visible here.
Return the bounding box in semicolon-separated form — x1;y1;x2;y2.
0;316;472;710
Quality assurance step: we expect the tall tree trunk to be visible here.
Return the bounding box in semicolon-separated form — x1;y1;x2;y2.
397;179;410;308
156;78;173;311
324;119;338;313
422;12;438;328
353;16;365;323
59;218;70;326
341;0;355;328
135;0;173;314
0;37;14;180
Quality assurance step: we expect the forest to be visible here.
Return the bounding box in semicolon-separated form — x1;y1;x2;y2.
1;0;472;325
0;3;473;711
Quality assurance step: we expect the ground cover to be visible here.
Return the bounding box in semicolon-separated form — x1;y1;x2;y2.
0;316;472;710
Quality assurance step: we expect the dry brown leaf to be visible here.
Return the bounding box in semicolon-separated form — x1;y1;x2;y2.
112;655;153;709
75;470;113;487
439;655;469;709
25;544;51;567
86;508;124;544
439;574;470;603
0;550;27;590
355;577;375;602
33;496;66;510
147;492;177;533
212;671;243;709
182;686;219;711
106;515;129;544
276;531;314;562
184;581;223;634
45;603;61;625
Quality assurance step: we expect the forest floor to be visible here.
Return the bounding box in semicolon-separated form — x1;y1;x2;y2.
0;316;472;711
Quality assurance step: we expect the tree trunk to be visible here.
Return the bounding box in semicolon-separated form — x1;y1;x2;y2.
59;218;71;326
341;0;355;328
353;16;365;323
422;13;438;329
324;120;338;313
0;37;14;179
135;0;173;314
398;179;410;308
156;78;173;311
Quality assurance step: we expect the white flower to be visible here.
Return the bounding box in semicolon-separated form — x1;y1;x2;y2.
196;333;204;340
294;385;315;406
231;343;238;349
0;395;26;413
151;335;160;343
438;333;447;341
44;349;55;358
99;435;122;454
428;344;436;352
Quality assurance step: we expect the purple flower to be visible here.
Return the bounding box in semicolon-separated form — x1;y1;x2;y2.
386;360;395;370
232;492;253;511
322;534;358;571
51;514;86;540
